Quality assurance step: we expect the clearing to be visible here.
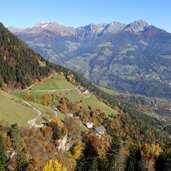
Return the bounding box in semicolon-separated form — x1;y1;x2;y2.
0;90;37;126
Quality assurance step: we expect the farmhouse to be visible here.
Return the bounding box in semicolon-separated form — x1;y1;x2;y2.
77;85;89;94
86;122;93;129
95;126;106;135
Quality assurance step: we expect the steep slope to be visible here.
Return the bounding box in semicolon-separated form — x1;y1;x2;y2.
0;22;169;170
11;20;171;99
0;22;51;89
0;21;167;137
0;21;165;131
0;90;38;126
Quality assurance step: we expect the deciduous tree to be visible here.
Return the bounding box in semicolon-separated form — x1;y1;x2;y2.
42;159;68;171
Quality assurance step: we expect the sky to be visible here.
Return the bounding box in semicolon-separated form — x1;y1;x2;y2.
0;0;171;32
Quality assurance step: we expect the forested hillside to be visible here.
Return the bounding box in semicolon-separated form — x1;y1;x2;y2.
0;23;51;89
0;22;170;171
0;70;170;170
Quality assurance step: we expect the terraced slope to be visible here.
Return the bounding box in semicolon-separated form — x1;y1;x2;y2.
0;90;37;126
13;73;118;117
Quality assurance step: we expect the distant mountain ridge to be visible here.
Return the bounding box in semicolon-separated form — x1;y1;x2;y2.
10;20;171;99
10;19;150;37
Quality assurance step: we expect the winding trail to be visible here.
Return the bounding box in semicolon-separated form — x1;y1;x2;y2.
84;94;91;99
21;82;38;92
22;73;54;92
23;100;44;128
18;76;91;128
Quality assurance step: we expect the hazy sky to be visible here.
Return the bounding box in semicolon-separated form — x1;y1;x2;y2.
0;0;171;32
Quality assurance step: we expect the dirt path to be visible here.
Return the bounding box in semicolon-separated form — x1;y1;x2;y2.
29;88;77;93
84;94;91;99
22;73;54;92
55;109;60;117
22;82;38;92
23;100;44;128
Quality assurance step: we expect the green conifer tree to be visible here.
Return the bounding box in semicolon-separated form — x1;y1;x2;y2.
0;134;8;171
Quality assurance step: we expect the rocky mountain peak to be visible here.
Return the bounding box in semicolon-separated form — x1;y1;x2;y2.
33;21;48;28
124;19;149;32
10;22;76;36
76;23;106;39
102;22;126;34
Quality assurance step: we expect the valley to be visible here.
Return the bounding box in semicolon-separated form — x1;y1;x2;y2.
0;18;170;170
98;85;171;133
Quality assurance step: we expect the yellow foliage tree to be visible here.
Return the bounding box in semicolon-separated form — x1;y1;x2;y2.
53;117;64;129
59;72;64;76
66;74;75;84
141;143;162;166
59;99;68;114
40;92;51;106
26;91;32;101
41;159;68;171
72;141;84;160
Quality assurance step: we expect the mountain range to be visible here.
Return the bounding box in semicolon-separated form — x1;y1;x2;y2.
0;21;170;170
10;20;171;99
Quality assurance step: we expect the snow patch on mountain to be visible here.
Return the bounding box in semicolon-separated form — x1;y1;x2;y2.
42;23;49;28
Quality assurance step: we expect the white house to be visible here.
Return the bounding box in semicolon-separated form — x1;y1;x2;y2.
86;122;94;129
